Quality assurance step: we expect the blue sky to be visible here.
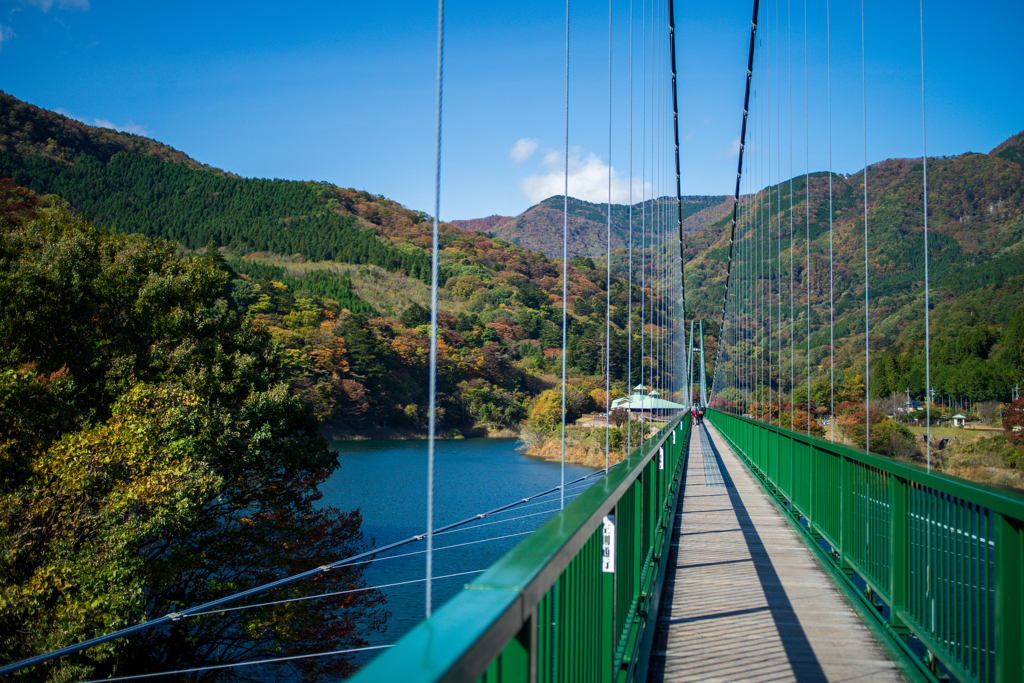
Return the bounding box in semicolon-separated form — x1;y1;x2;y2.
1;0;1020;221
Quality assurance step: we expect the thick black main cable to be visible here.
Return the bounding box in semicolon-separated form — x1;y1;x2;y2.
667;0;685;354
0;464;617;677
709;0;760;387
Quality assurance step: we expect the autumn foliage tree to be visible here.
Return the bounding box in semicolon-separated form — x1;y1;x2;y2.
1005;398;1024;449
0;187;387;682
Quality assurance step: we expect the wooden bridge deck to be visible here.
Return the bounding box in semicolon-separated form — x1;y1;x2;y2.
646;422;904;683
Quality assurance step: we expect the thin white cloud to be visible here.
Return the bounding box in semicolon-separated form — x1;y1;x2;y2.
57;108;150;136
0;24;14;51
509;137;539;163
23;0;90;11
728;136;741;156
93;118;149;136
518;146;652;205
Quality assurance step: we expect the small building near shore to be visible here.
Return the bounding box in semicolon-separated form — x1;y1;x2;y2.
610;385;686;419
575;413;608;429
952;413;967;427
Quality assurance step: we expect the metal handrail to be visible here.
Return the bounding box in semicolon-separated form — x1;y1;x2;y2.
350;416;691;683
708;409;1024;683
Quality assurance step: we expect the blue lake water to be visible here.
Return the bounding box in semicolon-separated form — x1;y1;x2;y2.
317;437;598;664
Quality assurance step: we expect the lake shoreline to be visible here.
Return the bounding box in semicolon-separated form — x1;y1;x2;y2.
521;436;629;468
319;423;521;441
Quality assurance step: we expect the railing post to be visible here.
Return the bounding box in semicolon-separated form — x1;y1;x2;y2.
888;476;910;641
507;612;536;681
995;512;1024;683
808;443;818;538
840;455;854;575
602;561;614;683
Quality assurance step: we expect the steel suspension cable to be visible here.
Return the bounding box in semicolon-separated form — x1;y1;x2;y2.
766;0;772;421
560;0;570;509
605;0;612;469
425;0;444;621
759;18;766;419
708;0;757;405
641;0;647;413
176;569;490;621
0;459;616;677
627;0;634;453
759;17;766;418
788;0;794;429
827;0;835;439
804;0;810;434
861;0;870;453
652;2;659;417
669;0;688;416
752;48;758;414
920;0;931;472
776;0;783;426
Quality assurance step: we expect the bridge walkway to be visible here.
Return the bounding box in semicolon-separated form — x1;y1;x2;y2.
647;422;903;682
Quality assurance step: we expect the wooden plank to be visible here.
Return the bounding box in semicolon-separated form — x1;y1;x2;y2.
646;424;903;682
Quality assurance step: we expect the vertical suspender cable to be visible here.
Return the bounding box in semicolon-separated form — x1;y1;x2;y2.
919;0;934;639
653;3;659;418
776;0;783;427
759;15;765;419
627;0;634;453
425;0;444;619
707;0;759;406
861;0;870;453
788;0;794;429
560;0;570;509
804;0;810;434
753;63;758;415
919;0;931;473
827;0;835;440
605;0;612;470
641;0;647;420
746;185;751;413
761;14;767;420
754;27;761;415
770;0;774;421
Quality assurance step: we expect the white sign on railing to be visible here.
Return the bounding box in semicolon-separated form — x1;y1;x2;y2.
672;431;676;445
601;515;616;573
659;447;665;470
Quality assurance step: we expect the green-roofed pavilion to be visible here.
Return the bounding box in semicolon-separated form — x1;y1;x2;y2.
611;385;686;416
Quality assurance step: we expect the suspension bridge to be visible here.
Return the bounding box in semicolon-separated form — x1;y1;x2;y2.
2;0;1023;681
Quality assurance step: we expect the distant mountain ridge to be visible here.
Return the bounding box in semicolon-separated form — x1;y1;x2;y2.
449;215;510;233
455;194;730;261
0;90;225;174
680;130;1024;404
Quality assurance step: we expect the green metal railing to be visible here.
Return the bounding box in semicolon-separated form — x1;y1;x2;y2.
708;410;1024;683
350;416;691;683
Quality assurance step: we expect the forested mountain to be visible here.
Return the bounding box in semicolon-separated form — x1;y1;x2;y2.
684;134;1024;411
0;90;435;280
2;87;1022;428
0;91;691;438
